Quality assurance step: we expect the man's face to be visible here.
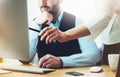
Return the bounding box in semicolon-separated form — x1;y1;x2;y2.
38;0;60;16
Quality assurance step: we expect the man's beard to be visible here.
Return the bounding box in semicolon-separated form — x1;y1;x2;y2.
40;3;60;17
49;5;60;16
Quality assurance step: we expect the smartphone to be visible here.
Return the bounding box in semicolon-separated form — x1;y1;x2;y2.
65;71;84;76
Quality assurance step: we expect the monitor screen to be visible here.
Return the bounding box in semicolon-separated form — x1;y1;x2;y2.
0;0;35;61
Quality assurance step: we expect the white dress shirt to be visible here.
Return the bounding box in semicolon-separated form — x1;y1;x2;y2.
84;0;120;45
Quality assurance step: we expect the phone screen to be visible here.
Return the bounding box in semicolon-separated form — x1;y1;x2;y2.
65;71;84;76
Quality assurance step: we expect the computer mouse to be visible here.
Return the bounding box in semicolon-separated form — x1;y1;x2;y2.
90;66;103;73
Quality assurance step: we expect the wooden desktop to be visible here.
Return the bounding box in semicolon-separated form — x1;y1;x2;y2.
0;59;116;77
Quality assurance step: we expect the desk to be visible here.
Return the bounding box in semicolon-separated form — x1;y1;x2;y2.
0;59;116;77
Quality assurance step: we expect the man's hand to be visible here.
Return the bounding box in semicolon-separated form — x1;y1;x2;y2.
40;26;68;44
34;12;53;25
38;54;62;69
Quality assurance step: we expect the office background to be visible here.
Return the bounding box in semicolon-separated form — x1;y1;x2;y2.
27;0;102;48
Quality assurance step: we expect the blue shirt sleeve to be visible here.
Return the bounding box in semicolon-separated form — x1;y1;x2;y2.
29;21;41;56
60;17;102;67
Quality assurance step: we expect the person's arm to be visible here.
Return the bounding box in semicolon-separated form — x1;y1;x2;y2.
60;37;102;67
29;21;40;55
63;25;90;41
64;14;112;40
40;14;112;44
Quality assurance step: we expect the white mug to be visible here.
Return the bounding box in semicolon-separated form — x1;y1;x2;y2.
108;54;119;71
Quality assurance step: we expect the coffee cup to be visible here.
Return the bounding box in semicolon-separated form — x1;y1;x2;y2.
108;54;119;71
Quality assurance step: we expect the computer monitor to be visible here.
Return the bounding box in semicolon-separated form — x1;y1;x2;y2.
0;0;36;61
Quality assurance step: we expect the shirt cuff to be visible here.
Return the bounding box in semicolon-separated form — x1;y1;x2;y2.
60;57;75;67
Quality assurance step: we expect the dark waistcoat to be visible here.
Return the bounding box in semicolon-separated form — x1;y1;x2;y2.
37;12;82;59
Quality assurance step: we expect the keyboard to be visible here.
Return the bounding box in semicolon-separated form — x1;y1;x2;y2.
1;66;56;74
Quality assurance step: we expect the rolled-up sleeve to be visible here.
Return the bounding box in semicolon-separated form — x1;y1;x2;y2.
84;0;116;39
84;15;112;40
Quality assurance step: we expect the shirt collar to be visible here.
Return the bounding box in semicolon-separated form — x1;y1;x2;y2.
57;10;64;24
49;11;64;28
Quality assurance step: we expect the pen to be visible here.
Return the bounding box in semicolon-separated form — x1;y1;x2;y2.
29;27;40;33
29;20;48;33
